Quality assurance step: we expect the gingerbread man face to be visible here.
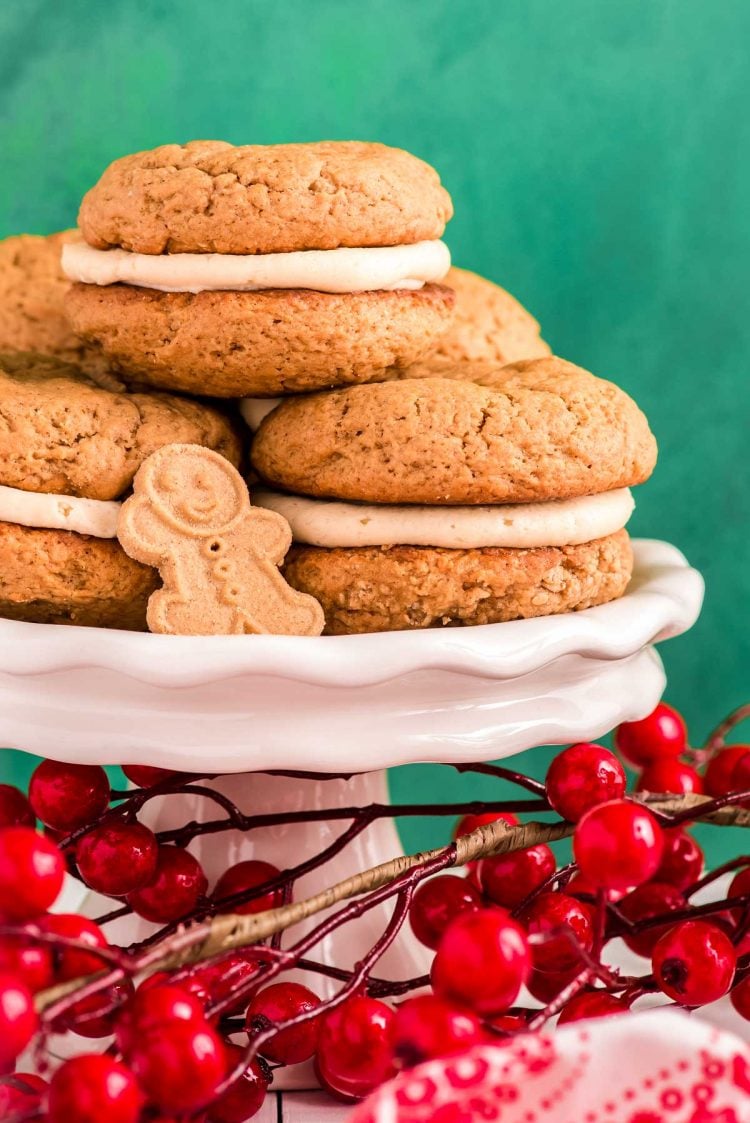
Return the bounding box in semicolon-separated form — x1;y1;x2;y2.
117;443;325;636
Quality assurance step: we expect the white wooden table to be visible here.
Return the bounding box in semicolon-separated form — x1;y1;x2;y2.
257;1091;351;1121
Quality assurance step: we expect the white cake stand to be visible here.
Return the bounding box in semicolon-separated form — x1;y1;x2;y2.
5;539;703;1089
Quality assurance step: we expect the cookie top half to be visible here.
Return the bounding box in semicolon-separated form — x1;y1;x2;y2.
78;140;453;255
251;357;657;505
0;352;241;501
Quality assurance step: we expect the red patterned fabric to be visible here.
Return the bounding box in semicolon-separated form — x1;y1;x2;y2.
350;1011;750;1123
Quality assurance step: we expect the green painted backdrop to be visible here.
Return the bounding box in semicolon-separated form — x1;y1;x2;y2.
1;1;748;862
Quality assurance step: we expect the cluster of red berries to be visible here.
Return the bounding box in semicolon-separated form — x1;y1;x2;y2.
0;701;747;1122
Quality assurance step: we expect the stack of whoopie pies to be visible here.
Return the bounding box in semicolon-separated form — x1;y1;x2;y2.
0;137;657;634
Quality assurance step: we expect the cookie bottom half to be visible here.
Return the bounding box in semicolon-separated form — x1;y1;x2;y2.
0;522;158;630
65;282;454;397
283;531;633;635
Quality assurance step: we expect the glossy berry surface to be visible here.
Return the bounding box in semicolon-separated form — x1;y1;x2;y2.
316;996;395;1101
0;973;38;1069
0;784;35;828
246;982;321;1064
209;1043;269;1123
614;703;687;765
704;745;750;797
62;978;134;1039
617;881;685;957
48;1054;141;1123
478;844;556;908
0;826;65;920
431;908;530;1015
574;800;663;891
557;991;631;1024
730;975;750;1021
522;891;594;972
652;920;736;1006
122;764;175;787
730;751;750;800
392;994;482;1067
117;982;206;1055
727;866;750;922
212;859;283;915
0;934;53;993
29;760;109;833
129;1019;226;1111
637;759;704;795
526;965;580;1004
452;810;518;839
0;1074;47;1118
194;952;264;1016
545;743;626;822
653;829;703;890
76;820;159;897
127;845;207;923
408;874;481;949
40;914;109;980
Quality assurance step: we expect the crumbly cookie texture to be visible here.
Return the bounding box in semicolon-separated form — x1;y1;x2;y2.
252;358;657;505
407;267;551;371
0;352;241;500
0;522;158;630
78;140;453;255
0;231;111;378
284;531;633;635
65;283;454;397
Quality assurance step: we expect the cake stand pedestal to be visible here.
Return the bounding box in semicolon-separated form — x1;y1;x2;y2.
2;539;704;1091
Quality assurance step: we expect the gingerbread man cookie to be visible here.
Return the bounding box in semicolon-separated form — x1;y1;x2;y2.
117;444;324;636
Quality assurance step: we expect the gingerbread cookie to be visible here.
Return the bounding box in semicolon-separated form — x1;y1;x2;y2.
118;444;324;636
63;140;455;397
250;357;656;634
0;353;241;630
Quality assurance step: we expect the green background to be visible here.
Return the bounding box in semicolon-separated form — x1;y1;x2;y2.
1;1;748;862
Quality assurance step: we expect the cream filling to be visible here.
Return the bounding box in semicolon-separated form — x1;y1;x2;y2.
252;488;634;549
240;397;283;430
61;239;451;295
0;485;121;539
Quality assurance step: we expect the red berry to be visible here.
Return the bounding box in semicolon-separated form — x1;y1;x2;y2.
478;844;556;909
432;908;530;1016
76;820;158;897
0;784;35;828
392;994;482;1067
29;760;109;832
574;800;663;891
731;752;750;803
487;1012;528;1034
0;973;38;1069
614;703;687;765
408;874;481;950
0;1073;47;1117
730;976;750;1021
525;965;581;1005
39;914;109;980
212;860;283;915
652;829;703;890
545;743;626;822
617;881;685;957
0;826;65;920
704;745;750;797
557;991;630;1024
728;866;750;922
127;845;207;923
209;1043;269;1123
566;871;625;904
117;982;206;1055
246;982;321;1065
0;934;53;993
637;760;704;795
316;996;395;1102
48;1055;141;1123
193;952;265;1016
129;1019;226;1112
453;811;518;839
522;891;594;972
63;977;134;1039
122;764;175;787
652;920;736;1006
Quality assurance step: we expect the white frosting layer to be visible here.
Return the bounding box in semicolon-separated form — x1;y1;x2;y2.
252;489;635;549
0;485;121;538
62;239;451;295
240;397;282;430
